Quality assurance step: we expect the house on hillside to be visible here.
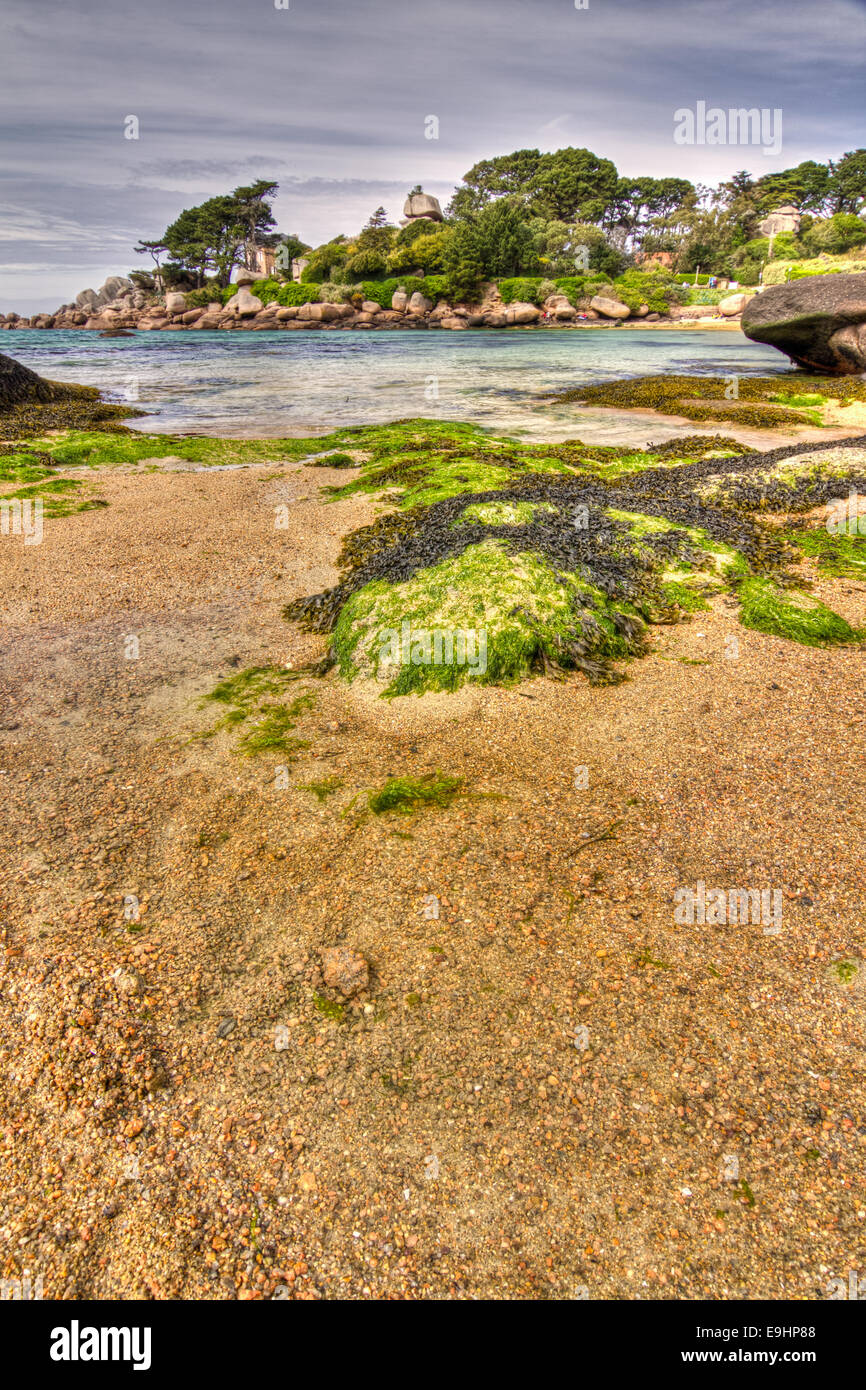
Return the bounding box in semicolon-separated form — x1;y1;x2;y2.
247;243;277;277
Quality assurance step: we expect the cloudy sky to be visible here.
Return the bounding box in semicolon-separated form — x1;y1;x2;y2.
2;0;864;311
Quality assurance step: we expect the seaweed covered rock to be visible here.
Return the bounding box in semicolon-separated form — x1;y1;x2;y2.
0;350;90;407
0;350;58;406
742;273;866;374
285;422;866;695
0;349;137;435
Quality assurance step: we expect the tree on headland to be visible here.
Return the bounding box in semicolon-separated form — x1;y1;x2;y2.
129;145;866;303
826;150;866;214
604;176;694;249
444;197;539;300
232;180;280;268
135;181;282;288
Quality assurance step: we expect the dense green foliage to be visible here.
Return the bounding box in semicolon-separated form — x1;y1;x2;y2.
135;179;286;288
131;146;866;309
358;276;448;308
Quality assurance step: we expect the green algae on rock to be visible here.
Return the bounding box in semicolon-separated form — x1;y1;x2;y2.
285;425;866;693
546;373;866;430
736;577;864;646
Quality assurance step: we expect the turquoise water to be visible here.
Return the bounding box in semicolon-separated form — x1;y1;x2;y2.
7;327;793;443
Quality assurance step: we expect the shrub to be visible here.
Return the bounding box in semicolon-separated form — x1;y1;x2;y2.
499;277;545;305
804;213;866;256
345;249;388;279
183;285;231;308
735;261;761;286
609;268;680;314
318;282;354;304
250;280;320;306
359;276;448;309
769;231;806;260
387;227;452;276
552;274;611;305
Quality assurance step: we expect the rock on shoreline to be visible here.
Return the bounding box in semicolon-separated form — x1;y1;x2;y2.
1;275;739;333
742;272;866;374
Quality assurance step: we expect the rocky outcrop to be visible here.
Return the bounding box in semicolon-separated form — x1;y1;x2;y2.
408;291;433;314
757;205;801;238
3;268;683;335
504;301;541;325
223;269;264;318
590;293;631;319
741;273;866;374
402;192;443;224
0;350;93;407
0;351;60;406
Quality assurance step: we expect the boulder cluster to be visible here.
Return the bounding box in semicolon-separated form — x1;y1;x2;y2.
0;273;757;335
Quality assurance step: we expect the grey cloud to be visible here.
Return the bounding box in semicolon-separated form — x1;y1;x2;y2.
1;0;864;310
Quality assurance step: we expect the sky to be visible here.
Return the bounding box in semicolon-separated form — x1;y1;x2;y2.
1;0;865;312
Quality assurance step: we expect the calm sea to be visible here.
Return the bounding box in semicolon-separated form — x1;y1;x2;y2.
7;327;792;444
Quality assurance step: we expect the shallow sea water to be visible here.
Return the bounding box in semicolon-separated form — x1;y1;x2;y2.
8;327;793;444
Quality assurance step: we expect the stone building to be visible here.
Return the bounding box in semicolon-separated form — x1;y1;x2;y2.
247;244;277;277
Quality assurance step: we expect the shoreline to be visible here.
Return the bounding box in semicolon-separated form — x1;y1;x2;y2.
0;317;744;335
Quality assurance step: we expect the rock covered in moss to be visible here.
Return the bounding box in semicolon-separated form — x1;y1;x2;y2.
0;350;95;408
742;273;866;374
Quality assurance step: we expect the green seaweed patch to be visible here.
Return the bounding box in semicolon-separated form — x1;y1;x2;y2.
236;693;315;756
0;444;63;484
0;390;140;441
831;960;859;986
198;665;316;756
659;580;712;612
331;539;645;695
297;775;345;801
458;499;556;526
367;773;463;815
304;452;358;468
737;577;863;647
313;993;346;1022
547;374;866;429
321;429;578;510
0;477;108;518
783;524;866;580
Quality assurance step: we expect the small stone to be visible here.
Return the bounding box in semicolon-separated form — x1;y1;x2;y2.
216;1017;237;1038
321;947;369;997
113;968;142;997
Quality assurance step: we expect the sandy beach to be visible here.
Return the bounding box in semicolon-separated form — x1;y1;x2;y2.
1;448;864;1300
